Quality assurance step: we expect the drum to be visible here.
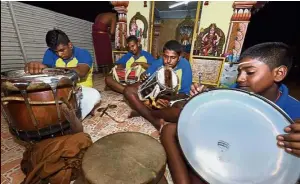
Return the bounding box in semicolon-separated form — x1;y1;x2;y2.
82;132;167;184
177;88;300;184
111;65;143;85
1;68;81;142
138;66;179;101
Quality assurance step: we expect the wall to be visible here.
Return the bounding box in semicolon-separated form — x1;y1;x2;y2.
198;1;233;53
1;1;95;72
127;1;151;51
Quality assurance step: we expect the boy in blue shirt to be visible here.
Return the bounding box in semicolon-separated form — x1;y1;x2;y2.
24;29;101;120
123;40;193;130
161;42;300;184
105;35;156;93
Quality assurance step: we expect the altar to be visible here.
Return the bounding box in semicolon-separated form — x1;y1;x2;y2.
111;1;260;88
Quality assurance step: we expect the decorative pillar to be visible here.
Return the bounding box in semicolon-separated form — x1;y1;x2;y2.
151;20;162;59
224;1;257;59
111;1;129;51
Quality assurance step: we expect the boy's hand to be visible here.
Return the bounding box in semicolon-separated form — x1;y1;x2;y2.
190;83;206;97
140;73;149;82
156;99;170;108
277;119;300;157
131;62;148;70
24;61;47;75
131;62;139;67
116;64;124;69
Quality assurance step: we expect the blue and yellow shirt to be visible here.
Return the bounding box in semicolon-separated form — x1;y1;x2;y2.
42;47;93;87
231;83;300;121
145;57;193;95
115;50;156;72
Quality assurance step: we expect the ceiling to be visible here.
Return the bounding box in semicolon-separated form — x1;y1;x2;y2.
155;1;198;11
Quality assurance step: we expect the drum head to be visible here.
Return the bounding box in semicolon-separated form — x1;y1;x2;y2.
178;89;300;184
156;67;178;88
1;69;78;91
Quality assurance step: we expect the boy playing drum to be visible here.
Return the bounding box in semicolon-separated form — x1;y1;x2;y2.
105;35;156;93
123;40;193;130
161;42;300;184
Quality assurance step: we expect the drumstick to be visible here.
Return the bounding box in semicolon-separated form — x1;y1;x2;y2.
99;104;117;117
102;111;125;124
100;105;109;117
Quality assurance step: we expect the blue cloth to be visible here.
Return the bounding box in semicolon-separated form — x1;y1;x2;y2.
231;83;300;120
115;50;156;66
42;46;93;68
145;57;193;95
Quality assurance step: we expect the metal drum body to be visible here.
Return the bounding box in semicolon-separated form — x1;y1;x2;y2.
138;66;179;101
178;88;300;184
1;69;80;142
82;132;167;184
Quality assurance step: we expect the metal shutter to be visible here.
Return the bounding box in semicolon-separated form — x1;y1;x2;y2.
12;2;56;62
1;1;96;72
1;1;26;72
54;13;96;68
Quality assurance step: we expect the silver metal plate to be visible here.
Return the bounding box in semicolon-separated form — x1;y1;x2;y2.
178;89;300;184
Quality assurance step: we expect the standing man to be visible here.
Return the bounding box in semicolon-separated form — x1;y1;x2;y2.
93;11;117;68
24;29;101;120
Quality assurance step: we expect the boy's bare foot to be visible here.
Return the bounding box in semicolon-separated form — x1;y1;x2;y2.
159;119;169;134
104;85;111;91
90;102;101;116
128;110;140;118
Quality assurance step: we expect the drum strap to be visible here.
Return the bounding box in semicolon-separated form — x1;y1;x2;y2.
111;66;120;83
125;65;142;83
1;89;73;105
111;65;142;84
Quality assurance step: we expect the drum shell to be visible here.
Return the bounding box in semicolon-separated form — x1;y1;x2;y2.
115;68;137;80
2;85;77;131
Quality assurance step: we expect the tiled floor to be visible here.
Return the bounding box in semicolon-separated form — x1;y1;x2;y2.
1;74;299;184
1;74;173;184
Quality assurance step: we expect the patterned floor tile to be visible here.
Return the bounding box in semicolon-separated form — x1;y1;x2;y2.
1;74;173;184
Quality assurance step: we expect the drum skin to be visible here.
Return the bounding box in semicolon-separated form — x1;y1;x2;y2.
3;86;76;131
82;132;167;184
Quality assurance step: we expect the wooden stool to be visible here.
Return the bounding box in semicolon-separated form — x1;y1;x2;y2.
82;132;167;184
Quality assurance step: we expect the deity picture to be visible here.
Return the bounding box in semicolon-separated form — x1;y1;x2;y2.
176;17;194;46
195;23;225;57
129;12;148;50
129;18;144;47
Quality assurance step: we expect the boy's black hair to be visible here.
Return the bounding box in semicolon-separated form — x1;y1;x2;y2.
239;42;293;72
163;40;182;56
126;35;138;44
46;29;70;50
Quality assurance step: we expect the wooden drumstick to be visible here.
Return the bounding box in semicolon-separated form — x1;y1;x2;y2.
100;105;110;117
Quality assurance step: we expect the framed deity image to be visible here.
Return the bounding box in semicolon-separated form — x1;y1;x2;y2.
191;56;225;87
112;51;128;63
